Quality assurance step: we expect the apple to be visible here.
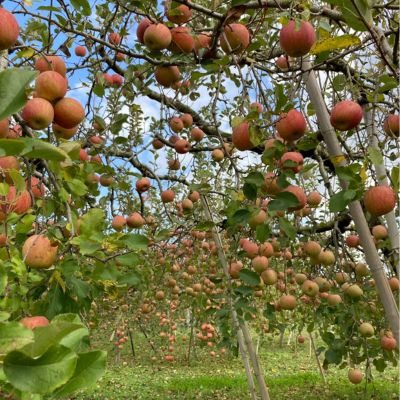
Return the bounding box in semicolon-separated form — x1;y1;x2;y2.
250;102;263;114
388;277;399;292
252;256;268;273
126;212;145;228
181;113;193;128
282;185;307;211
22;235;58;269
169;117;184;133
21;98;54;130
294;273;307;284
383;114;399;136
168;159;180;170
212;149;224;162
372;225;388;240
318;250;335;266
194;33;212;56
276;55;289;71
348;368;363;384
75;45;86;57
276;109;307;141
330;100;363;131
298;336;305;344
136;18;152;44
345;234;359;248
112;215;126;231
136;177;151;193
263;172;280;196
53;123;78;139
381;334;397;350
169;27;194;54
190;127;205;142
182;198;194;210
0;8;19;50
232;122;253;151
249;209;267;228
307;191;322;207
35;55;67;76
144;24;171;51
154;66;181;87
220;23;250;54
280;151;304;173
111;74;124;87
100;174;114;187
53;97;85;128
259;242;274;257
161;189;175;203
165;1;192;24
344;284;363;298
359;322;374;337
188;191;200;202
108;32;121;45
20;316;49;330
28;176;45;198
301;280;319;297
0;118;9;138
279;20;316;57
174;139;191;154
278;294;297;310
363;185;396;216
0;186;31;217
0;156;20;183
261;269;277;285
35;70;67;101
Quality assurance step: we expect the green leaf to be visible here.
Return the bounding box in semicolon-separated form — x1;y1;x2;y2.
325;0;372;31
243;182;257;200
21;320;88;358
230;209;251;226
70;0;91;16
279;217;296;240
0;69;38;120
239;269;260;286
310;34;361;54
367;147;384;166
79;208;105;239
121;234;149;250
0;139;26;157
325;347;343;364
22;138;68;161
115;252;140;267
66;179;88;196
256;224;269;242
0;322;34;356
4;345;78;394
118;271;141;286
245;171;264;187
329;189;356;212
70;237;102;255
268;192;300;211
53;350;106;397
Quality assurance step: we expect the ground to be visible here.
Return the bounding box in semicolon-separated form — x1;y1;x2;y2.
70;329;399;400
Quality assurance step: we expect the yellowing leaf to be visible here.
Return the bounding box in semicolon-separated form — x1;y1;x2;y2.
331;155;346;165
24;0;32;5
16;48;35;59
310;34;361;54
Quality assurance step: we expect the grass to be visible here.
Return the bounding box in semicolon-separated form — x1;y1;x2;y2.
71;332;399;400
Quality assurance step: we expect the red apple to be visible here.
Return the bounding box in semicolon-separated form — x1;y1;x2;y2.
330;100;363;131
363;185;396;216
0;8;19;50
279;20;316;57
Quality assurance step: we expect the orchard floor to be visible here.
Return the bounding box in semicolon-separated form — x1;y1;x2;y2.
71;332;399;400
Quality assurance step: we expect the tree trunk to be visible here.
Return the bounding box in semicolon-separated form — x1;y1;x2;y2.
302;59;400;344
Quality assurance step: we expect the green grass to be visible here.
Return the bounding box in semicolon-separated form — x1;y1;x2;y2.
71;333;399;400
